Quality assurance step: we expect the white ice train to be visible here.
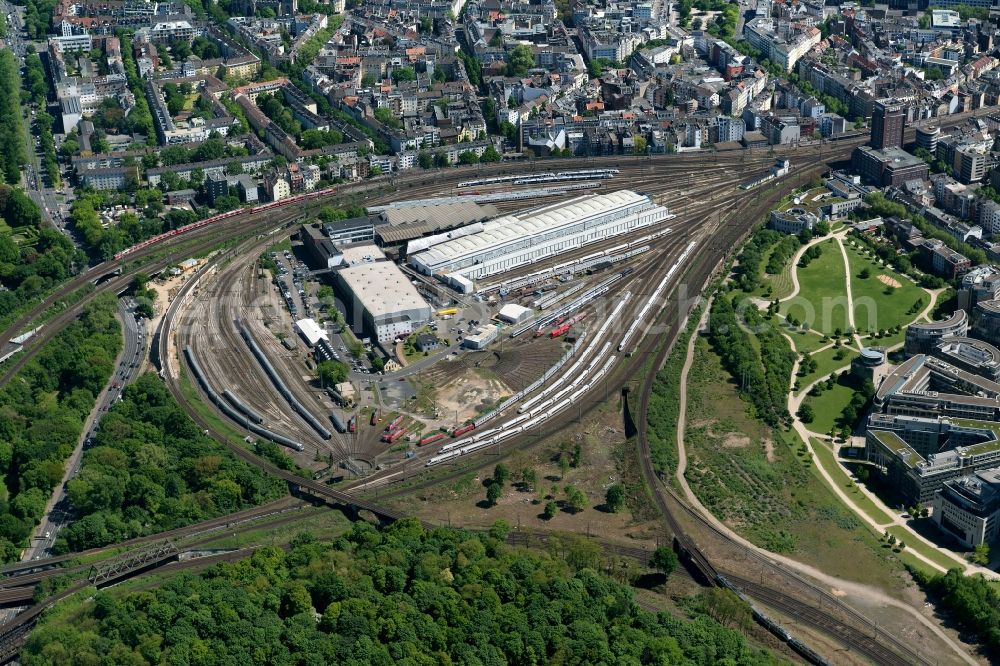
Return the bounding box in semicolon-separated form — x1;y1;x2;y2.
618;241;697;354
458;169;619;189
427;353;619;466
513;172;617;185
517;298;629;414
434;290;634;466
486;226;671;296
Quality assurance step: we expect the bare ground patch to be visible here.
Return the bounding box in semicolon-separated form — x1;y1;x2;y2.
721;433;751;449
877;274;902;289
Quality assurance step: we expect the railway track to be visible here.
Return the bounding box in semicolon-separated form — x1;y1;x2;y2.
185;257;336;455
724;574;911;666
351;157;933;664
0;115;985;659
174;149;761;486
626;172;933;664
0;144;838;391
0;497;305;585
347;173;759;493
0;105;981;377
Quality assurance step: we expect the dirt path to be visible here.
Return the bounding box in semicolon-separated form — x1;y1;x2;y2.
779;253;994;579
917;287;945;323
674;296;981;666
674;305;710;486
832;234;864;349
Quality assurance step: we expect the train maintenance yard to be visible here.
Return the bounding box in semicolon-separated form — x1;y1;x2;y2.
0;131;984;665
170;159;774;484
153;148;965;666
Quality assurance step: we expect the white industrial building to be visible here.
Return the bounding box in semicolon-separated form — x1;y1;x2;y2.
295;318;328;347
498;303;533;324
408;190;671;292
464;325;499;349
335;253;432;344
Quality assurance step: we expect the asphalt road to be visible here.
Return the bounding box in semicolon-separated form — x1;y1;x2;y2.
21;298;146;562
2;3;74;236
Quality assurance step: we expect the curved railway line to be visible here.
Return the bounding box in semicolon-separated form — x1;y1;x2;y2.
0;105;980;370
0;116;988;661
176;150;773;470
0;151;778;393
185;258;340;455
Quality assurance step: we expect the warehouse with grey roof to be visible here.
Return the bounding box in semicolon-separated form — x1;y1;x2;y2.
334;248;432;343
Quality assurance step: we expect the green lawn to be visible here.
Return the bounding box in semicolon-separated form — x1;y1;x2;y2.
679;338;905;591
843;243;926;335
782;327;829;354
861;328;906;349
178;366;253;446
796;345;856;391
810;438;894;525
885;525;967;571
777;187;831;216
781;239;849;336
896;549;941;580
751;243;797;301
801;376;857;436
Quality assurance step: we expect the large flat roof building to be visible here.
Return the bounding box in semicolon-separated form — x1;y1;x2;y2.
335;253;432;343
867;414;1000;505
409;190;671;291
866;349;1000;504
852;146;929;187
377;202;498;247
933;337;1000;382
873;354;1000;421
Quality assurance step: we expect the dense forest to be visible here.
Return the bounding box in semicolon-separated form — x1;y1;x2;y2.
707;295;794;427
0;295;121;561
26;519;781;665
56;373;286;553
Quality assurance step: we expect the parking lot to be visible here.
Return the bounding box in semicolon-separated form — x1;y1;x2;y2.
270;249;315;321
270;247;377;377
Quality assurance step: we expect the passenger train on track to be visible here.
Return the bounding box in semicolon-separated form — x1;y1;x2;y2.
113;185;346;261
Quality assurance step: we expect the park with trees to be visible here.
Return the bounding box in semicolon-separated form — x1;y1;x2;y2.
56;373;286;553
24;519;777;665
0;295;122;562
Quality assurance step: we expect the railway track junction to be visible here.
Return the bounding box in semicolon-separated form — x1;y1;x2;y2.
0;118;989;665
